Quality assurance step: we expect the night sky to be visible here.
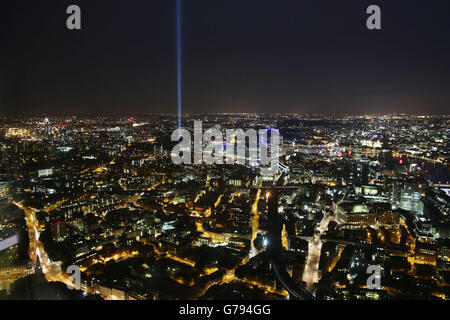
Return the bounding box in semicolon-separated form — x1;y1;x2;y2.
2;0;450;115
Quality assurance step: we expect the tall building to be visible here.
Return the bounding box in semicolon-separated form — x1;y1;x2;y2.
380;149;394;170
51;221;67;242
348;161;369;185
44;117;50;135
400;183;423;213
0;181;8;200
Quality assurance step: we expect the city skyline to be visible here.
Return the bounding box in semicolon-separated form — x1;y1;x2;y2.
0;112;449;301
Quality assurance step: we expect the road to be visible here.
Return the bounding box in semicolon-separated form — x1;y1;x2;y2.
302;192;344;294
249;183;262;258
302;213;333;294
13;201;80;290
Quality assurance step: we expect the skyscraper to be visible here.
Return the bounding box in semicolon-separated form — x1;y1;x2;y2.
44;117;50;135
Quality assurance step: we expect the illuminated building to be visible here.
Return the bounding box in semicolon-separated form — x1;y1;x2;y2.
337;203;376;227
44;117;50;135
51;221;68;242
0;181;8;200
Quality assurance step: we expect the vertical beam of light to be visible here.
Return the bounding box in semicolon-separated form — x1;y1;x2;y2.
176;0;182;131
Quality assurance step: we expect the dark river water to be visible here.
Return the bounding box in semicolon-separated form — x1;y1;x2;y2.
406;157;449;184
